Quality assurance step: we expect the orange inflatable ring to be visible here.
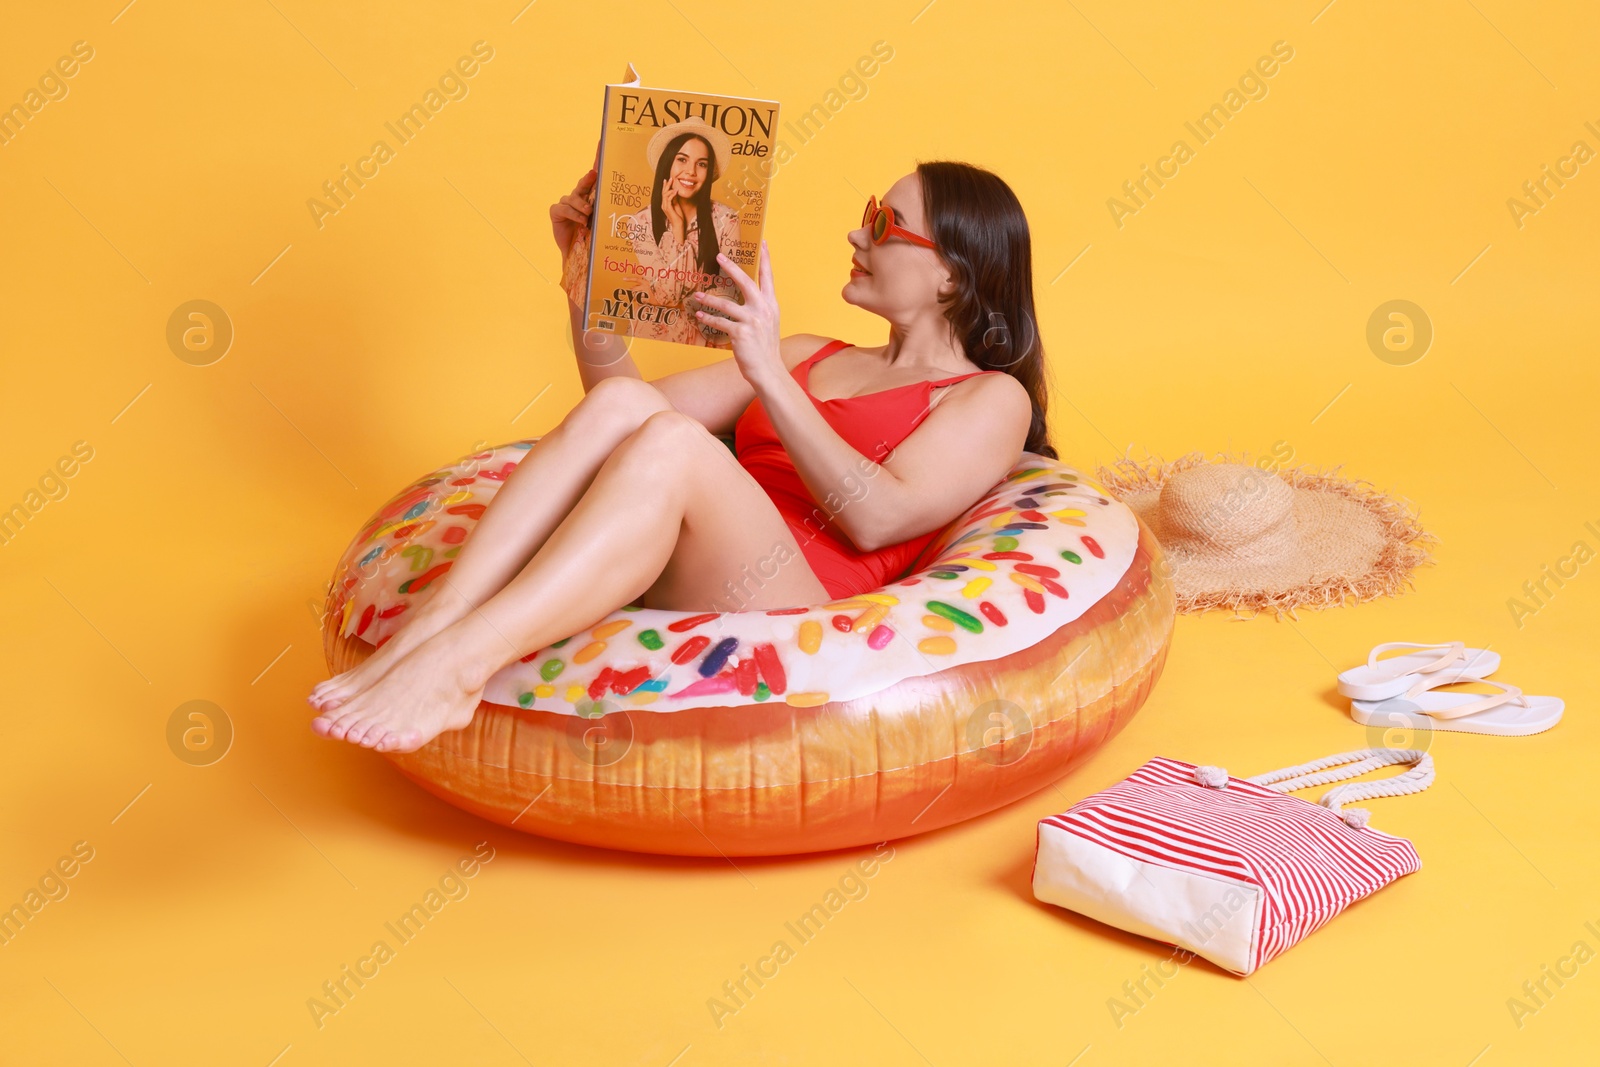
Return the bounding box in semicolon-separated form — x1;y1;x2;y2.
322;439;1174;856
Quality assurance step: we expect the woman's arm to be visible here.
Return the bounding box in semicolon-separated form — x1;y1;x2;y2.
642;332;832;436
759;370;1033;552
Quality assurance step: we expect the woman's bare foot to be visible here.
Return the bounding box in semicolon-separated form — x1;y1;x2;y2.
308;582;473;713
309;622;496;753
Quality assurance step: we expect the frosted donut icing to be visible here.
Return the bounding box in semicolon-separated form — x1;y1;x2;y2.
330;442;1140;716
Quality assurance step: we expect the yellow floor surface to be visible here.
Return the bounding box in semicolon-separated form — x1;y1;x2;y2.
2;2;1595;1064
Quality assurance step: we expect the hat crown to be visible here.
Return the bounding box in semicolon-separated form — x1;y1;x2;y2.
1157;464;1297;554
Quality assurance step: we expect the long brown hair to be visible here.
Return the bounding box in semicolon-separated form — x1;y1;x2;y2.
916;160;1055;459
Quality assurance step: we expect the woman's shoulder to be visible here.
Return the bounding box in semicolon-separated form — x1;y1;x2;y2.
779;333;841;372
710;199;739;219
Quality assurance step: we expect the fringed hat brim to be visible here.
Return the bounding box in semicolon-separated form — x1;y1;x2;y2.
1096;451;1437;618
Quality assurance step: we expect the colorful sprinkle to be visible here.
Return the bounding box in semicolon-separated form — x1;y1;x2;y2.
753;682;771;701
983;551;1030;561
867;624;894;650
637;628;664;651
734;658;759;695
926;600;983;633
1082;535;1104;559
852;604;892;633
592;619;633;639
1010;572;1047;594
945;557;997;571
922;613;954;632
785;691;830;707
1016;563;1061;578
979;600;1008;626
564;684;585;703
671;635;711;664
574;640;606;664
539;659;565;681
765;606;810;615
668;613;720;633
534;684;554;698
552;637;572;648
961;577;991;599
699;637;739;676
752;642;786;694
831;614;854;632
400;544;433;570
1024;588;1046;614
397;561;451;594
518;691;535;707
918;636;957;655
992;536;1019;552
671;675;737;698
930;571;961;580
1061;550;1083;564
799;620;823;654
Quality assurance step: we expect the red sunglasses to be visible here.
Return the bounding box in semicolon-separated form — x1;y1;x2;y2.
862;194;937;250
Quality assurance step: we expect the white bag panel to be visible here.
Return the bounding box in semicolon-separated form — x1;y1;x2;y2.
1033;822;1263;975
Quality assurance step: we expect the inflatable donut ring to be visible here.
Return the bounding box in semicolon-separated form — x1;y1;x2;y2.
322;440;1174;856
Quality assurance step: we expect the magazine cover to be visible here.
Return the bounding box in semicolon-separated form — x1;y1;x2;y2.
560;64;780;349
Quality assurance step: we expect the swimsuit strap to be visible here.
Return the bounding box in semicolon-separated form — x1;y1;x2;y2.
927;369;1005;388
801;338;852;370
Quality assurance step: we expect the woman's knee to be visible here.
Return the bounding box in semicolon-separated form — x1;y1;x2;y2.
610;409;707;472
571;376;674;436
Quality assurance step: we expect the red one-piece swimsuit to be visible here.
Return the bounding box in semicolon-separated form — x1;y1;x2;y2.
733;338;1001;600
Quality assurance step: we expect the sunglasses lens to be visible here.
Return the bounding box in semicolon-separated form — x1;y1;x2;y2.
871;209;888;242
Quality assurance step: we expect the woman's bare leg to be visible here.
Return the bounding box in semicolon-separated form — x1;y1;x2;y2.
310;410;829;751
308;376;677;711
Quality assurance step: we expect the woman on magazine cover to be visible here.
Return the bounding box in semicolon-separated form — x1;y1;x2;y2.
308;156;1050;753
582;116;742;346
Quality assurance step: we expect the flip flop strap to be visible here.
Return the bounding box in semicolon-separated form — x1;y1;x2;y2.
1245;748;1435;814
1401;677;1528;720
1365;641;1466;681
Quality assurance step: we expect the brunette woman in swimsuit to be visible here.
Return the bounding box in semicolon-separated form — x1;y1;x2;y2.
307;159;1057;752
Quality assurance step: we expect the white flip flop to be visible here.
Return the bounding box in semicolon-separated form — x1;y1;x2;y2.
1351;678;1564;738
1337;641;1501;701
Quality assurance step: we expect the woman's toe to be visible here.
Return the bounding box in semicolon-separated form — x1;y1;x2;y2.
324;710;366;742
345;718;382;747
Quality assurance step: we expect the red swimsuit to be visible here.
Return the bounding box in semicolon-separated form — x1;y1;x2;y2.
734;338;1001;600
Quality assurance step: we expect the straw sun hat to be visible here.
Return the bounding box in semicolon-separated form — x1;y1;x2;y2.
1096;453;1435;617
645;117;731;184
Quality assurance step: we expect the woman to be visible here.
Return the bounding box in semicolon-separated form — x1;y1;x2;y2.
307;159;1054;753
565;118;742;346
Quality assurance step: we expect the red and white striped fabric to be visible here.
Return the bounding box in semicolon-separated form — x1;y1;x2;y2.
1032;749;1433;975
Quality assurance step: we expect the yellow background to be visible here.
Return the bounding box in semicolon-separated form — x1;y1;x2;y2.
2;1;1595;1064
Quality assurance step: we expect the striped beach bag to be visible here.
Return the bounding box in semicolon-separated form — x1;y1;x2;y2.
1032;749;1434;975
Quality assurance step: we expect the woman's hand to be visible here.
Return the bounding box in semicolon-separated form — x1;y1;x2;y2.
551;166;597;258
691;242;784;388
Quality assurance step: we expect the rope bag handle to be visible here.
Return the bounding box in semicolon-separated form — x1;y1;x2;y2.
1191;748;1435;829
